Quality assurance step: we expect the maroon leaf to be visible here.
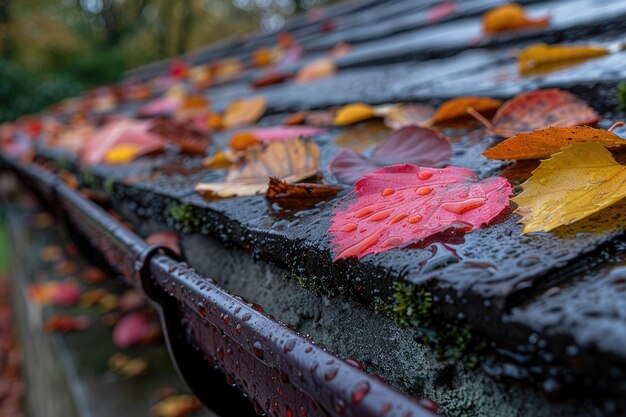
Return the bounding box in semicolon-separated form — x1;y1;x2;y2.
330;126;452;184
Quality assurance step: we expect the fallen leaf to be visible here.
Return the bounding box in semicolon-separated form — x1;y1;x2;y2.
113;312;161;348
294;58;337;83
138;96;182;117
334;103;376;126
266;177;342;209
329;164;511;259
45;315;91;333
330;126;452;184
329;42;352;58
108;353;149;379
222;96;266;129
518;43;608;73
196;138;320;198
233;126;326;144
427;1;458;24
230;132;261;151
251;70;291;89
483;89;602;136
210;58;243;82
203;150;235;169
284;109;337;127
430;96;502;125
105;144;143;164
253;47;275;67
148;119;211;156
335;120;391;152
81;118;165;165
384;104;436;129
484;126;626;160
483;3;550;34
514;142;626;233
29;280;82;307
150;394;200;417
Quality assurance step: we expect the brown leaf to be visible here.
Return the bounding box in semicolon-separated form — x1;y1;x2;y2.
484;125;626;160
222;96;266;129
294;58;337;83
150;394;200;417
384;104;436;129
266;177;342;209
45;315;91;333
196;138;320;198
487;89;602;136
149;118;211;156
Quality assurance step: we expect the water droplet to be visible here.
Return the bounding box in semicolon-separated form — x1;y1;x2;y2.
354;207;374;218
252;341;264;359
408;214;423;224
324;367;339;381
417;399;439;413
345;359;362;368
381;188;395;196
342;223;357;232
198;303;206;317
286;406;293;417
418;171;433;180
242;313;252;322
284;339;297;353
222;314;230;325
369;209;392;222
440;197;486;214
416;186;432;195
236;323;242;334
390;213;409;224
351;381;370;404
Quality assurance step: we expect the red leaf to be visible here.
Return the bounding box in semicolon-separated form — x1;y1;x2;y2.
329;164;511;260
489;89;601;136
330;126;451;184
45;314;90;333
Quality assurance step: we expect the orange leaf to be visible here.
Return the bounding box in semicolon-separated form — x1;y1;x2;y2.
430;96;501;125
483;3;550;34
334;103;376;126
105;144;143;164
253;47;275;67
230;131;261;151
518;43;609;73
483;126;626;160
203;150;234;169
488;89;601;136
294;58;337;83
222;96;266;129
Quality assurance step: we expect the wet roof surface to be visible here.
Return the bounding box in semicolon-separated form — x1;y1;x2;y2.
30;0;626;403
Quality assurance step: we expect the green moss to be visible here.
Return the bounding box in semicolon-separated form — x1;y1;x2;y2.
619;81;626;112
294;274;336;297
389;282;485;368
104;178;115;196
391;282;433;328
81;169;97;189
167;203;201;233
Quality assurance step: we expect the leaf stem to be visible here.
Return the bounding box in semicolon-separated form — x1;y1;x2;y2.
608;121;624;132
466;106;494;131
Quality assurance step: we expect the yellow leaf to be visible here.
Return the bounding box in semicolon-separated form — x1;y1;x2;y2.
484;126;626;160
104;144;142;164
519;43;609;73
222;96;266;129
514;142;626;233
203;150;234;169
334;103;376;125
150;394;200;417
483;3;550;34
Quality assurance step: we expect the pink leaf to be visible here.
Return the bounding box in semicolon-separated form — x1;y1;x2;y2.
81;118;164;165
113;312;160;348
139;96;181;117
330;126;452;184
329;164;511;260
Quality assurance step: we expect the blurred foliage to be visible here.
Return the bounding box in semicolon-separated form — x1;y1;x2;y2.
0;0;330;122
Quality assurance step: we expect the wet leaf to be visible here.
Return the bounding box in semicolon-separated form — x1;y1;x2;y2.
45;314;91;333
284;109;337;127
148;119;211;156
81;118;164;165
108;353;149;379
384;104;436;129
29;280;82;307
294;58;337;83
233;126;326;144
203;150;235;169
514;142;626;233
150;394;200;417
105;144;143;164
113;312;161;348
483;3;550;34
222;96;266;129
430;96;501;125
252;70;291;89
230;132;261;151
518;43;608;73
253;47;275;67
335;120;391;152
487;89;602;136
329;164;511;259
330;126;452;184
266;177;342;209
139;96;182;117
196;138;320;198
484;126;626;160
334;103;376;126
